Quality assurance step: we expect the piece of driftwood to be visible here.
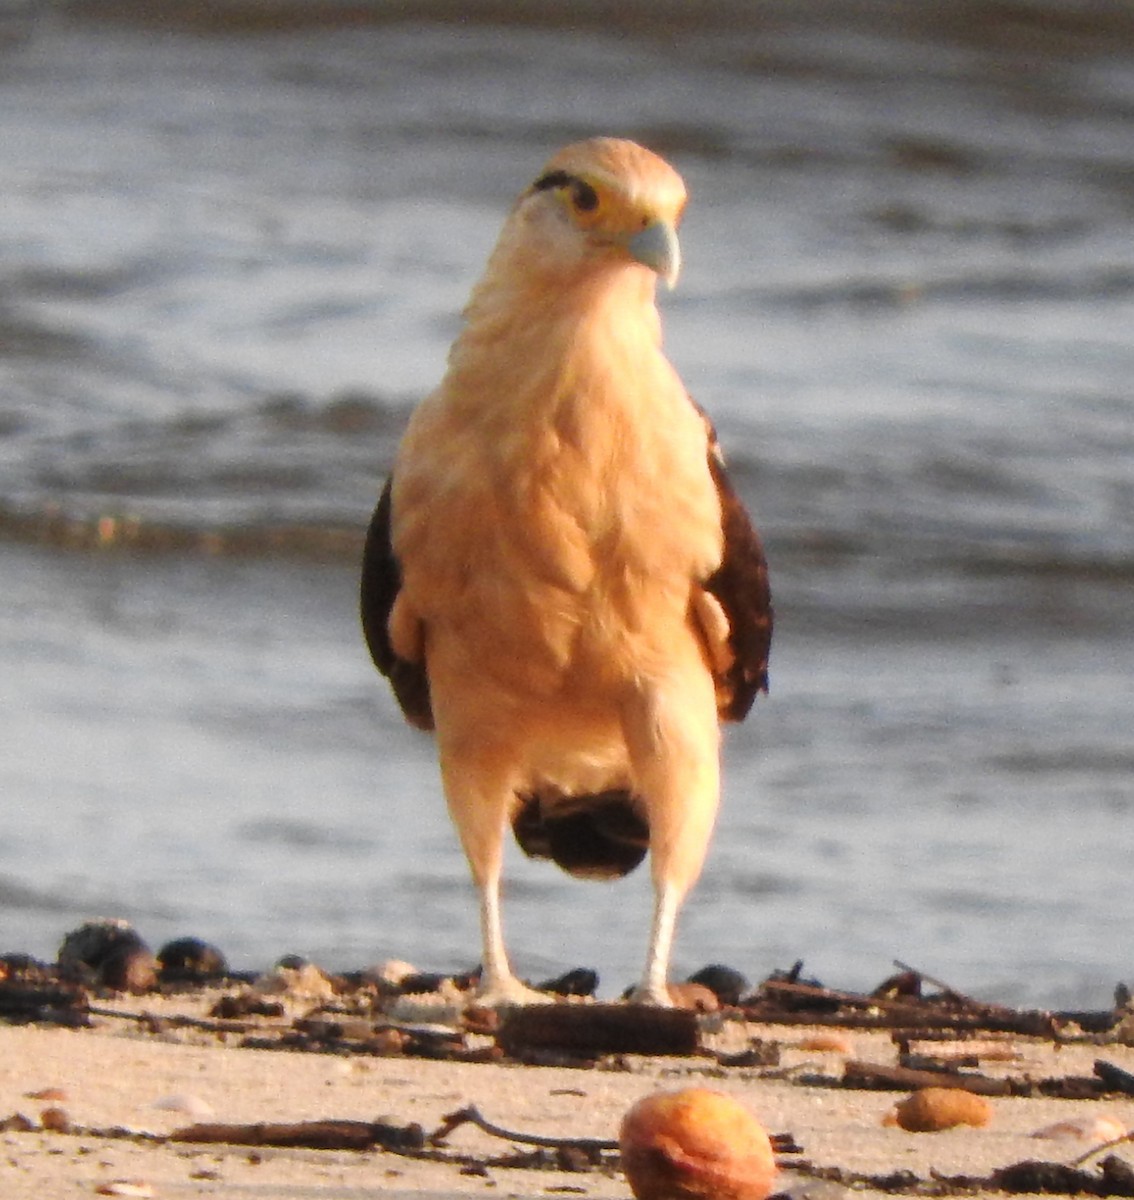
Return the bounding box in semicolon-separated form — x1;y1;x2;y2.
743;977;1111;1037
1095;1059;1134;1096
0;979;89;1025
842;1058;1014;1096
170;1118;425;1152
496;1003;700;1058
430;1103;802;1160
431;1104;618;1152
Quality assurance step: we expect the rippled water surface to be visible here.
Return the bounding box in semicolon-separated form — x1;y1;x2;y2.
1;0;1132;1005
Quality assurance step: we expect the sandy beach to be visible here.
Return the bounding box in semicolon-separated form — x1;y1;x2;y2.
2;984;1132;1200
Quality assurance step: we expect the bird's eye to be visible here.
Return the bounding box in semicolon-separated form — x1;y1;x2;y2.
572;181;599;213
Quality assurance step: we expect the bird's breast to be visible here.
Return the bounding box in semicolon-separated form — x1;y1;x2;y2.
393;327;722;698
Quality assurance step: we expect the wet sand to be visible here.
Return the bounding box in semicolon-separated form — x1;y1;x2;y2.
2;991;1132;1200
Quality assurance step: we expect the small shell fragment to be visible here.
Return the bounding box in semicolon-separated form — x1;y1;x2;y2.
887;1087;993;1132
1030;1114;1128;1144
153;1094;214;1118
95;1182;155;1198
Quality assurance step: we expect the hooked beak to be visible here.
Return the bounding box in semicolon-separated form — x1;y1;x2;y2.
627;220;681;289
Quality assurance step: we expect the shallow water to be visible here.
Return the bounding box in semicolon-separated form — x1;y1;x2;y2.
1;0;1132;1006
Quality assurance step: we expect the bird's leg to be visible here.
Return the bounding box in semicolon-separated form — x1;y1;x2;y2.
629;879;683;1006
622;671;721;1007
440;756;551;1008
475;865;552;1007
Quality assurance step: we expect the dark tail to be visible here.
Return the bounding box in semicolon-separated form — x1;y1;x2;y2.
512;791;649;880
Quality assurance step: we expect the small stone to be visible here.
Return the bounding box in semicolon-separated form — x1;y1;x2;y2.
39;1106;71;1133
688;964;751;1007
25;1087;68;1101
57;920;157;994
887;1087;993;1132
156;937;228;983
538;967;599;997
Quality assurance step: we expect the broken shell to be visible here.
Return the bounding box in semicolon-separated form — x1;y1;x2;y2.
153;1093;214;1118
95;1182;154;1198
1031;1114;1128;1144
888;1087;993;1132
25;1087;68;1101
620;1087;778;1200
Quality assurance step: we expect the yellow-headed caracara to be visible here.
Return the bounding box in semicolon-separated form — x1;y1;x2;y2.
361;138;772;1006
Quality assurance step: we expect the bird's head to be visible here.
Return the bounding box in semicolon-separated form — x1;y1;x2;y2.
509;137;687;291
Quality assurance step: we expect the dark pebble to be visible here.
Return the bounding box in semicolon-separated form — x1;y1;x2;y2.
157;937;229;983
538;968;599;998
687;964;750;1006
57;920;158;993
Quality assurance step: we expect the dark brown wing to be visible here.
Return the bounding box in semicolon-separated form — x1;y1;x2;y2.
704;439;773;722
360;477;434;731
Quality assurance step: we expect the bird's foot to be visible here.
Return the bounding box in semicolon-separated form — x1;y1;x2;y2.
473;975;554;1009
625;982;674;1007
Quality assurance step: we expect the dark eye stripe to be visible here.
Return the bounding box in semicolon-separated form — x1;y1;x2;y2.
532;170;573;192
531;170;600;213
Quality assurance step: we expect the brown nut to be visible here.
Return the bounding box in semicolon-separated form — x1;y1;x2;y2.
619;1087;777;1200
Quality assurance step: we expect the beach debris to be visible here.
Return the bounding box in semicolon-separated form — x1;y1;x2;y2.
368;959;419;988
993;1155;1134;1197
1096;1059;1134;1097
885;1087;993;1132
687;964;751;1007
667;982;721;1012
497;1001;699;1059
252;956;336;1002
0;953;89;1024
153;1093;214;1118
619;1088;778;1200
741;960;1121;1037
58;920;158;994
208;991;285;1020
794;1033;853;1055
1031;1114;1128;1145
25;1086;68;1101
39;1105;71;1132
156;937;228;983
896;1036;1021;1066
431;1102;616;1159
171;1117;425;1153
538;968;599;998
843;1057;1012;1095
94;1181;154;1197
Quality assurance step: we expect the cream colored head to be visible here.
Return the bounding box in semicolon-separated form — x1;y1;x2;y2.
507;137;688;290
